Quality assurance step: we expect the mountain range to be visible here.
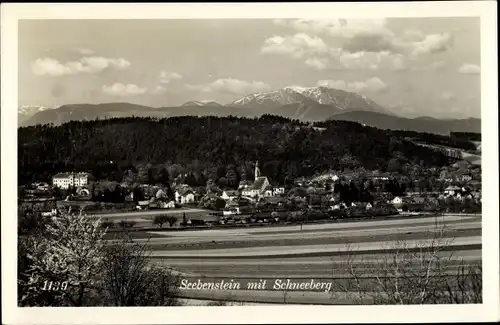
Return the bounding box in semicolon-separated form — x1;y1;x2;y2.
18;105;55;125
18;86;480;134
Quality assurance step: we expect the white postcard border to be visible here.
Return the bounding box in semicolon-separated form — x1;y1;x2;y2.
1;2;498;324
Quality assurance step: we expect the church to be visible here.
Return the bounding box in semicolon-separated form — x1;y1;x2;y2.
240;162;272;198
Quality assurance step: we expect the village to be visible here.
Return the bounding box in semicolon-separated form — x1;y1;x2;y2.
20;156;482;229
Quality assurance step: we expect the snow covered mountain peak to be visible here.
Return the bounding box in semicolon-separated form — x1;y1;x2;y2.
229;87;314;108
18;105;57;118
18;104;51;115
18;105;58;125
229;86;391;115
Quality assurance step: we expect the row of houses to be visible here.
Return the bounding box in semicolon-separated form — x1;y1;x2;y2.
44;163;481;214
220;183;482;217
136;198;176;210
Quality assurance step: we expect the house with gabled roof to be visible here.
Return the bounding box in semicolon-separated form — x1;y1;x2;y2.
351;202;372;210
221;190;239;201
392;196;403;205
175;186;195;204
136;200;150;210
242;176;270;198
263;185;274;197
330;202;347;210
241;161;271;198
444;185;461;196
237;180;253;189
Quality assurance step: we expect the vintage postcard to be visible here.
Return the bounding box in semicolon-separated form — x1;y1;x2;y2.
1;1;498;324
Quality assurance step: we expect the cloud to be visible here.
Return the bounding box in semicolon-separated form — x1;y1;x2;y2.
102;83;148;96
401;29;425;42
331;49;407;70
263;20;453;71
261;30;410;71
305;57;329;70
317;79;347;89
458;63;480;74
273;19;395;55
159;71;183;84
32;56;131;76
261;33;329;59
149;85;167;95
273;19;454;58
318;77;388;93
274;18;390;39
343;33;398;54
262;33;333;70
347;77;388;93
73;47;95;55
392;56;406;71
261;32;407;71
440;91;455;101
148;72;182;95
409;33;453;57
186;78;271;95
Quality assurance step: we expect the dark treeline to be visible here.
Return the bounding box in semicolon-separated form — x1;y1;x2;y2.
18;115;452;186
386;129;477;151
450;132;481;142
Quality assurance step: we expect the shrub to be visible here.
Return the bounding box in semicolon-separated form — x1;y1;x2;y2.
118;220;136;229
153;215;169;228
167;216;178;227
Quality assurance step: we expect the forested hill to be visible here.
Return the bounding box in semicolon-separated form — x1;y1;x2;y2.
18;115;452;186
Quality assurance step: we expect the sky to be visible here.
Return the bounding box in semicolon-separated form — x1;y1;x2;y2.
18;18;481;119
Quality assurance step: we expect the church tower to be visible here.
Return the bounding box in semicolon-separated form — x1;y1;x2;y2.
254;161;260;180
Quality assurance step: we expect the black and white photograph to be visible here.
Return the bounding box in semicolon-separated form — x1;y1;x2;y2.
2;2;498;324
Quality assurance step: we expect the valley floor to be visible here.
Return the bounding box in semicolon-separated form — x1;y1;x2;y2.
110;214;482;305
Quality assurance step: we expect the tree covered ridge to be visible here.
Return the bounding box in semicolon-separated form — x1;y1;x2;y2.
18;115;452;185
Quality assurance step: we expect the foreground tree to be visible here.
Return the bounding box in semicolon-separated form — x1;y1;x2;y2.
19;209;107;306
19;211;183;307
99;233;181;306
330;217;482;304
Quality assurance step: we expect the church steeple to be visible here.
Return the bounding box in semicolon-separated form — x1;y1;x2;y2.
254;161;260;180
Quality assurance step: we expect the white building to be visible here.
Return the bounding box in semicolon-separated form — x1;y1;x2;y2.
273;187;285;195
41;208;58;217
264;186;286;197
223;207;240;216
163;200;176;209
175;188;195;204
241;161;282;199
52;172;92;189
221;190;239;201
33;182;50;191
444;185;461;196
391;196;403;205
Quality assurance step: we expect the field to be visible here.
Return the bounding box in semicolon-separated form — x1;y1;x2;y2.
104;214;482;304
97;208;219;229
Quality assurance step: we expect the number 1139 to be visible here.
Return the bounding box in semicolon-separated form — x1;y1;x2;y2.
41;280;68;291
